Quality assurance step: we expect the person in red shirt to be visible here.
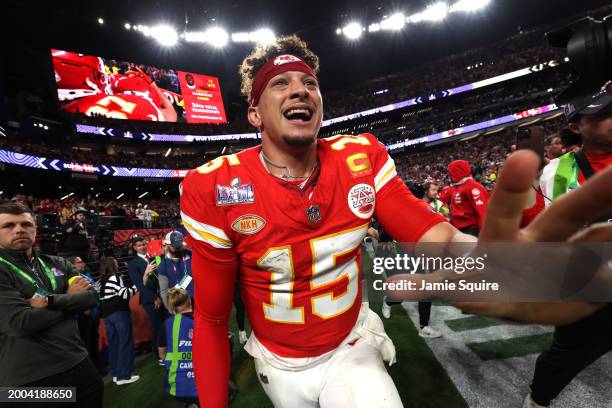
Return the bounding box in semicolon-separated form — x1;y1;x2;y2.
441;160;489;236
180;36;612;408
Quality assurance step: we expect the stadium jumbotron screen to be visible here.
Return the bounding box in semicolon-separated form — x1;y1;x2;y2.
51;48;227;124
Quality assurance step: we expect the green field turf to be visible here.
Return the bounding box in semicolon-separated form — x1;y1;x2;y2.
102;302;466;407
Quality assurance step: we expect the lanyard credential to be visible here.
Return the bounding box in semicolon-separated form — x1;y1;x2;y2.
0;255;58;293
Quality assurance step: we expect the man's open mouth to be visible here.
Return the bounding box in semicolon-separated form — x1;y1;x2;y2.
283;107;313;122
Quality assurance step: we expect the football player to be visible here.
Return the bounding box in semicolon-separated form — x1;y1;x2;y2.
53;50;177;121
180;35;612;407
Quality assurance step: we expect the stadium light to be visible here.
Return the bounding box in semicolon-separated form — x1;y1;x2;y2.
336;28;342;35
97;17;104;25
150;25;179;47
342;22;363;40
450;0;490;13
204;27;229;48
368;23;381;32
380;13;405;30
124;23;131;30
252;28;276;45
185;31;206;42
419;2;449;21
232;29;276;44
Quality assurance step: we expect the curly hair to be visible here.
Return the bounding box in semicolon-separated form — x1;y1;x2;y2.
239;35;320;103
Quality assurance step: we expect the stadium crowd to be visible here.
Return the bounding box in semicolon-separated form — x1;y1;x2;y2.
8;194;181;229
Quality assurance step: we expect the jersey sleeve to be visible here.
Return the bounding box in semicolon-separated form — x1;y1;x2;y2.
467;183;489;229
179;168;239;407
365;134;446;242
180;169;236;263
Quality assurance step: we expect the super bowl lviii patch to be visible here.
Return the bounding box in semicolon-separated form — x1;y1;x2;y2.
231;214;266;235
216;183;255;206
348;183;375;219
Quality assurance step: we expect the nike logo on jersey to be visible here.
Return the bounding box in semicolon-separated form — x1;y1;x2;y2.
231;215;266;235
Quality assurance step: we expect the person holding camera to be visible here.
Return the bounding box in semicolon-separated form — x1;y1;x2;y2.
0;201;102;406
524;82;612;408
128;235;165;365
99;256;139;385
157;231;193;313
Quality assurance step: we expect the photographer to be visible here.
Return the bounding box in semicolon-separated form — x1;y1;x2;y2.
524;82;612;408
0;201;102;406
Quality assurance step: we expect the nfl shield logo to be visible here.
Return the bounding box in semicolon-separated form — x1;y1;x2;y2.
306;205;321;224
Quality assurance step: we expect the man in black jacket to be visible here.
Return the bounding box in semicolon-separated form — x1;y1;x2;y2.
0;201;102;407
127;235;164;365
63;208;90;262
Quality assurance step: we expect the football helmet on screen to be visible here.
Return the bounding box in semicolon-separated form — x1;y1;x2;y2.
52;49;111;101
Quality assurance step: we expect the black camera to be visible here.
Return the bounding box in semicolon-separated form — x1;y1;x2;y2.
546;15;612;103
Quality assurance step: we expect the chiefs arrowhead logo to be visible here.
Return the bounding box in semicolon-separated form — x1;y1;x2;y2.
347;183;375;219
231;214;266;235
273;55;302;65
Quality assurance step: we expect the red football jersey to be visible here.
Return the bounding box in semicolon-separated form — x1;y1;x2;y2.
180;133;444;406
63;93;164;121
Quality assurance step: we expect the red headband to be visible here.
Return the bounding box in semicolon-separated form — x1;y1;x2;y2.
250;54;317;106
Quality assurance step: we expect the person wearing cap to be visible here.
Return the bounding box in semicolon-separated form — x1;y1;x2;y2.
180;35;612;408
127;235;165;365
157;231;193;313
523;82;612;408
63;208;90;262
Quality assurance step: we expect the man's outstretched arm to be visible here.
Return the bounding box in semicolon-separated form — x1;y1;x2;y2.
387;151;612;325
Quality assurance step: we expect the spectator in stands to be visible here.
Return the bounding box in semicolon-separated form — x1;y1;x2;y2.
157;231;193;313
158;288;199;407
64;208;90;262
69;255;104;375
127;235;165;366
99;256;139;385
439;160;489;236
0;201;102;405
135;204;146;228
142;205;153;229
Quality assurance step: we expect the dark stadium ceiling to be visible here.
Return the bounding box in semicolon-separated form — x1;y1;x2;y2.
5;0;611;108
